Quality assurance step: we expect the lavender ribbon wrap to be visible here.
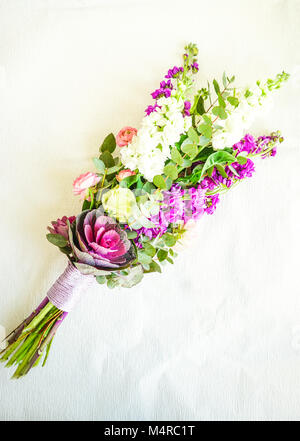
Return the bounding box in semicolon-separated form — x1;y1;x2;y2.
47;263;94;312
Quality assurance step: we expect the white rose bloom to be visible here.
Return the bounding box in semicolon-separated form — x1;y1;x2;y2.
137;129;160;152
138;149;166;182
120;143;138;171
211;131;227;150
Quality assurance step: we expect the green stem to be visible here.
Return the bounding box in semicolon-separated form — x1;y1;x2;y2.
21;302;55;334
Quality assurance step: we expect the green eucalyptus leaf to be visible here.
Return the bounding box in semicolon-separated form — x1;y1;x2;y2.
171;147;184;166
93;158;105;174
107;277;120;289
222;71;227;88
137;250;153;265
163;164;178;180
212;106;227;120
213;79;220;94
100;133;116;153
227;96;239;107
199;135;210;147
106;165;122;175
96;275;106;284
153;175;167;189
181;141;198;159
199;123;212;140
74;262;111;276
117;265;144;288
157;249;168;262
163;233;176;247
218;93;226;108
147;261;162;273
143;243;156;258
182;158;193;167
202;115;212;125
46;234;68;248
187;127;199;144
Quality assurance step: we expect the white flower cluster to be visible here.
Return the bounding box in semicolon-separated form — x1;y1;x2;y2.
120;85;192;182
211;84;268;150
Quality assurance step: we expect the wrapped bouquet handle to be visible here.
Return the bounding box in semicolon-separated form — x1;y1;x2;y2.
47;263;94;312
0;264;93;378
1;42;289;378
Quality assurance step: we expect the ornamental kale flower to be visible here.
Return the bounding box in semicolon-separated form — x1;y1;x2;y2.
69;208;136;272
48;216;76;239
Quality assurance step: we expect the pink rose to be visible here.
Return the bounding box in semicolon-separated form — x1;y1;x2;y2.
73;172;101;200
116;169;136;182
116;126;137;147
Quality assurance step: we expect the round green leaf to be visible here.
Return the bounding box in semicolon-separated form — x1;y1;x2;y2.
181;142;198;159
143;243;156;258
93;158;105;174
157;249;168;262
163;233;176;247
163;164;178;180
153;175;167;189
187;127;199;144
171;147;184;166
96;275;106;284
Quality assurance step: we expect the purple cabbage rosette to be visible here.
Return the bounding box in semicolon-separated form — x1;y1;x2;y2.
68;208;136;276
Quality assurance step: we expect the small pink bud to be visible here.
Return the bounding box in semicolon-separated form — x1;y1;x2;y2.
116;169;136;182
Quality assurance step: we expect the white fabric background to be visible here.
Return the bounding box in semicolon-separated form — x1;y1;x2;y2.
0;0;299;421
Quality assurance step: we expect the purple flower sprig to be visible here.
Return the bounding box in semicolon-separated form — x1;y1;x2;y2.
199;158;255;215
145;45;200;116
201;132;283;215
232;131;283;158
146;67;185;116
165;66;184;79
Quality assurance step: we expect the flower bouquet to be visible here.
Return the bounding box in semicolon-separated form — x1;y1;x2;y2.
1;43;288;379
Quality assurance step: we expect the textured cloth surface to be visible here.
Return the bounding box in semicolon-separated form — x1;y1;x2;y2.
0;0;299;421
